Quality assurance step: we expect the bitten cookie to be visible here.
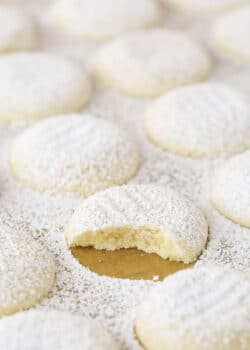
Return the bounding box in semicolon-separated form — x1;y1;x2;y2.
95;29;212;97
135;266;250;350
145;83;250;158
66;184;208;264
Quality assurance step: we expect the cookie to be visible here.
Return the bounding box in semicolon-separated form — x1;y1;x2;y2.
163;0;248;14
0;5;38;52
212;7;250;62
49;0;160;39
211;151;250;227
0;52;91;122
10;114;140;196
0;228;55;317
0;309;117;350
95;29;212;97
66;184;208;264
145;83;250;158
135;266;250;350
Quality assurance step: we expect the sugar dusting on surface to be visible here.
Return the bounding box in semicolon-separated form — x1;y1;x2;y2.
1;0;250;349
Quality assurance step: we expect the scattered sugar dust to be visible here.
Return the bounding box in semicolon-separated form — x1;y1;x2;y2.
1;1;250;349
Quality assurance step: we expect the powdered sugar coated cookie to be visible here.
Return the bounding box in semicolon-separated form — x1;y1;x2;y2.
49;0;161;39
10;114;140;196
135;266;250;350
0;52;91;122
0;227;56;317
211;151;250;227
95;29;212;97
212;7;250;62
0;309;117;350
145;83;250;158
66;184;208;263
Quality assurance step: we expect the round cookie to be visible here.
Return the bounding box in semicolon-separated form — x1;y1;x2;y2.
0;5;38;53
0;52;91;122
49;0;160;39
66;184;208;263
211;7;250;63
163;0;248;14
95;29;212;97
0;309;117;350
211;151;250;227
0;227;56;317
145;83;250;158
10;114;140;196
135;266;250;350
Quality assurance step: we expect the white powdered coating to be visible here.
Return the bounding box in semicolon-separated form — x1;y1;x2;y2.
0;52;91;122
0;5;38;52
95;29;212;97
135;266;250;350
10;114;140;195
212;7;250;62
145;83;250;158
1;2;250;350
66;184;208;263
211;151;250;227
49;0;161;39
0;309;117;350
0;227;56;317
163;0;248;13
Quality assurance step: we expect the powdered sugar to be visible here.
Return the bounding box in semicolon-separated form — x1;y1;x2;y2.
0;226;56;317
211;150;250;227
145;82;250;157
0;52;91;121
0;1;250;349
66;184;208;263
2;86;250;348
135;266;250;349
10;114;140;195
0;309;118;350
95;29;212;97
49;0;161;39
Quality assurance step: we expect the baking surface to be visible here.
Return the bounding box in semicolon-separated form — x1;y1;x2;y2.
72;247;191;280
1;0;250;349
